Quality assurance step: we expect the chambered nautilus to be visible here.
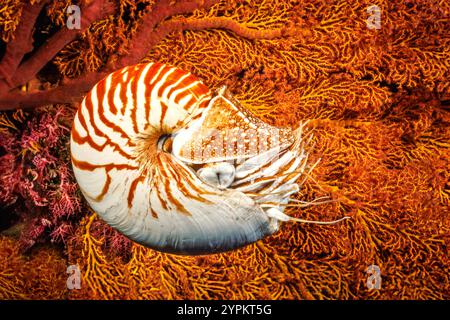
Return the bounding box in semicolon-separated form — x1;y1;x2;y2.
70;62;349;255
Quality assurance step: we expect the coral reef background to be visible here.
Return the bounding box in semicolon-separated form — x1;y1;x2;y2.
0;0;449;299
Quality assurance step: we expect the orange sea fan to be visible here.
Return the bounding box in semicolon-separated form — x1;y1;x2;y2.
0;236;67;299
0;0;449;300
0;0;24;42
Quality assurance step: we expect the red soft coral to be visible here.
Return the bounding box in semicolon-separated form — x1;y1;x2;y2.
0;154;19;205
48;165;81;219
1;106;85;250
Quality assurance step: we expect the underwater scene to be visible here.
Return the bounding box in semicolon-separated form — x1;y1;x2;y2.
0;0;448;300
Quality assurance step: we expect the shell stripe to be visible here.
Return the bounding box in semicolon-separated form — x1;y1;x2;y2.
71;63;212;222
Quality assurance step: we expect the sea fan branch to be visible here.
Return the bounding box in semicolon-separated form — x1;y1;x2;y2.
6;0;116;94
0;1;47;92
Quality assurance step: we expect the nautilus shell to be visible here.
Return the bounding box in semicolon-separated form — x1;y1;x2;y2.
70;62;317;255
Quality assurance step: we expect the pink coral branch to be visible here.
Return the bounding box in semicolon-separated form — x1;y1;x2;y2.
0;72;107;109
0;0;300;110
161;16;301;40
112;0;221;68
0;0;222;110
3;0;116;95
0;2;48;93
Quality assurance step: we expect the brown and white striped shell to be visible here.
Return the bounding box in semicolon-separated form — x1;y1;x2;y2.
70;62;311;255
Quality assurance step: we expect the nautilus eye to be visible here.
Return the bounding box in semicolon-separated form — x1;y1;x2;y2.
70;62;348;256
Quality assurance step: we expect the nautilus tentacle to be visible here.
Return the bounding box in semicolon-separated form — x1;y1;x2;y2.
70;62;342;255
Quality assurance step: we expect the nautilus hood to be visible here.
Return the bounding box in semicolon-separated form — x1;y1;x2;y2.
172;86;293;165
